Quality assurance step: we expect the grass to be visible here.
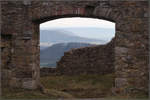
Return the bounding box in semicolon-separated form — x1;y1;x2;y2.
1;73;148;99
2;88;51;99
2;86;73;99
40;74;115;98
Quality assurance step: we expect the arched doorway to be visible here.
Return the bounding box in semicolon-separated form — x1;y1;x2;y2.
38;17;116;98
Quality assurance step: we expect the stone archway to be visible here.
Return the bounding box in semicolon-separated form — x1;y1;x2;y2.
1;0;149;96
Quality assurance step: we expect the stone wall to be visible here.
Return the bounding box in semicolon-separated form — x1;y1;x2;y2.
1;34;12;87
57;39;115;75
1;0;149;96
40;68;57;77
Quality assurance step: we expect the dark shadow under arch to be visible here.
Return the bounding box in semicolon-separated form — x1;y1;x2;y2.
32;14;116;24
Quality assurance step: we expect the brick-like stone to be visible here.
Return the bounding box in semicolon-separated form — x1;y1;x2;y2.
22;79;36;89
1;0;149;97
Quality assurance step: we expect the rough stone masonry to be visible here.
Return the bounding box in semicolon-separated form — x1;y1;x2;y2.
57;38;115;75
0;0;149;96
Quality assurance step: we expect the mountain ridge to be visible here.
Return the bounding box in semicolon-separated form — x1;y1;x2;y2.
40;29;107;46
40;42;95;67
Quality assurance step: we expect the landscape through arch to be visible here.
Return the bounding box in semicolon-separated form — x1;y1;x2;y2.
40;17;115;68
39;18;116;98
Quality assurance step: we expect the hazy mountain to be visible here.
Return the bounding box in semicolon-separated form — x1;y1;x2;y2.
40;42;95;67
40;28;113;67
40;46;49;50
62;27;115;41
40;29;107;45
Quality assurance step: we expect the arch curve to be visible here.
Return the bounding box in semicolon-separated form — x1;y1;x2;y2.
32;14;116;24
31;2;118;24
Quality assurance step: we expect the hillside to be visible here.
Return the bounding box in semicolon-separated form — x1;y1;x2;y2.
40;42;95;67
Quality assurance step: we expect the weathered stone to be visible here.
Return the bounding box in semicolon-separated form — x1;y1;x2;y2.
115;47;128;55
23;1;31;5
115;78;128;88
1;0;149;97
22;79;36;89
9;77;21;88
40;68;57;77
1;69;12;80
57;39;115;75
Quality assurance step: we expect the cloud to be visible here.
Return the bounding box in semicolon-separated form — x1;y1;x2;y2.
40;42;53;47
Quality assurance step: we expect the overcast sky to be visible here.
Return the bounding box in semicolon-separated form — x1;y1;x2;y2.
40;17;115;29
40;17;115;40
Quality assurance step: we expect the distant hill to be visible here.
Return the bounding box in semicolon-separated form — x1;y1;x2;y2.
40;28;113;67
62;27;115;41
40;29;106;47
40;42;95;67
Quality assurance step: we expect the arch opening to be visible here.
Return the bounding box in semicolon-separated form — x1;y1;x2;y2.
39;17;116;98
40;17;115;67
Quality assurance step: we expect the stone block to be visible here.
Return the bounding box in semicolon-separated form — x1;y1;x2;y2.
22;79;37;89
9;77;21;88
2;69;12;80
115;78;128;88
